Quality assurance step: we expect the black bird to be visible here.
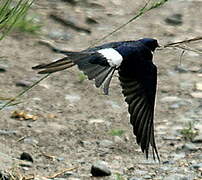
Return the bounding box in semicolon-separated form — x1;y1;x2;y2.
33;38;160;160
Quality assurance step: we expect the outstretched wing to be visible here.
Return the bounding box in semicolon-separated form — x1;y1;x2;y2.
32;51;116;95
119;63;159;160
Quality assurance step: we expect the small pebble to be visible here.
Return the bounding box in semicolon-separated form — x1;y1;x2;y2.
91;160;111;177
0;129;17;135
190;92;202;98
190;163;202;170
189;66;201;72
172;152;185;160
160;96;182;103
162;160;175;165
57;157;65;161
19;161;33;168
0;65;7;72
16;80;32;87
196;82;202;91
165;13;183;26
54;178;72;180
143;175;152;179
23;137;39;145
47;30;71;40
79;140;92;147
174;65;188;73
98;139;113;147
86;16;98;25
113;136;124;143
34;177;51;180
192;135;202;143
163;174;193;180
105;100;121;109
181;143;198;151
89;118;104;124
129;177;143;180
65;94;81;103
20;152;34;162
61;0;79;5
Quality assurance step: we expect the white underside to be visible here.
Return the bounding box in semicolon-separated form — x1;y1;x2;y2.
98;48;123;67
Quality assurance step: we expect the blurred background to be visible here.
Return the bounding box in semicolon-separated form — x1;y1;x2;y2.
0;0;202;179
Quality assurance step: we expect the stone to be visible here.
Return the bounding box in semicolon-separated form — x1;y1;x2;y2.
16;80;32;87
89;118;105;124
61;0;80;6
0;130;17;135
163;174;194;180
19;161;33;168
160;96;182;103
0;65;7;72
190;92;202;98
196;82;202;91
91;160;111;177
179;82;194;90
86;16;98;25
34;176;51;180
134;170;148;175
57;157;65;161
98;140;113;147
174;65;188;73
172;152;185;161
20;152;34;162
65;94;81;103
165;14;183;26
105;100;121;109
113;136;124;143
48;30;71;40
189;66;201;72
129;177;143;180
169;103;180;109
79;140;92;147
162;160;175;165
192;135;202;143
181;143;198;151
23;137;39;145
143;175;152;179
190;163;202;170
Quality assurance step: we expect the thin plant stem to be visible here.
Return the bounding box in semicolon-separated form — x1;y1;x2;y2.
91;0;169;46
0;73;50;110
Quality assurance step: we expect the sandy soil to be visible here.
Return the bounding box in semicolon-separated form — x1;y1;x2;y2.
0;0;202;179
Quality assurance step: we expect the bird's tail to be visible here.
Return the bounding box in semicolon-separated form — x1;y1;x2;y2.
32;51;115;95
32;56;75;74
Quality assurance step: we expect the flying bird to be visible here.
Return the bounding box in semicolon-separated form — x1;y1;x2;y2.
33;38;160;160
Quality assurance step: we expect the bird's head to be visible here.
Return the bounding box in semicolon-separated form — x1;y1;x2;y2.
138;38;160;52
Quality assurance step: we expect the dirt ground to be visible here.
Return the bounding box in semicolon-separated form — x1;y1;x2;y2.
0;0;202;179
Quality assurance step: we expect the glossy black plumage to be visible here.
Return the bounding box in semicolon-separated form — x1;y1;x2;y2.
32;38;160;160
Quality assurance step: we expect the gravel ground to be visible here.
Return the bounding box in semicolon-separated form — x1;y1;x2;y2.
0;0;202;179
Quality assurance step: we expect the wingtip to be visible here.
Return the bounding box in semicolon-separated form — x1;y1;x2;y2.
32;63;51;70
32;64;44;69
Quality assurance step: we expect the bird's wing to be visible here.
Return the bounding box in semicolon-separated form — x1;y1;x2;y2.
32;51;116;95
119;63;159;160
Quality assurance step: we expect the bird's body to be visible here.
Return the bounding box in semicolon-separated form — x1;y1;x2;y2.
33;38;160;160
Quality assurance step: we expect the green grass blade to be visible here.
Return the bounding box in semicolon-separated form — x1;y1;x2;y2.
0;0;35;40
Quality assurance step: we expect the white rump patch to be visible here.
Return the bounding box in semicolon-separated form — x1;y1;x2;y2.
98;48;123;67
